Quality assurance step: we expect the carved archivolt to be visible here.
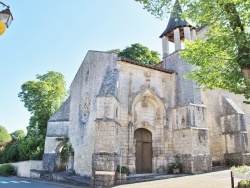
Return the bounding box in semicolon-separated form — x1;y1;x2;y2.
131;87;166;131
129;84;164;114
134;111;137;122
156;108;161;120
142;97;148;107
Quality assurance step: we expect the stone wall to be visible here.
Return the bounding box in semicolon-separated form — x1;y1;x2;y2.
46;122;69;137
95;121;119;152
67;51;118;176
92;152;119;188
117;60;173;174
42;153;61;172
165;153;211;174
163;51;202;107
173;128;209;155
43;51;120;176
225;153;250;166
5;160;43;178
181;154;212;174
202;90;250;164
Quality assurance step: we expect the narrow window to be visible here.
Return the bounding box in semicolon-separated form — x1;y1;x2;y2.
85;70;89;82
116;107;118;118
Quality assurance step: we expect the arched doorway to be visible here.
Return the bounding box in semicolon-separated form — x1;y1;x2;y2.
134;128;152;173
55;141;74;172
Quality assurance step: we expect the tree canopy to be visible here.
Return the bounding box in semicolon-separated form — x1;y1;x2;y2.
0;125;11;146
135;0;250;102
109;43;161;65
18;71;67;136
16;71;67;160
11;130;26;142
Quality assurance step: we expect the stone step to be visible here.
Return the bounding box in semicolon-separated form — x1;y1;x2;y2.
212;166;229;172
116;173;187;185
39;171;91;186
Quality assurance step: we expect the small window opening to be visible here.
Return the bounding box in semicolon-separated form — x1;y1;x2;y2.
116;107;118;118
85;70;89;82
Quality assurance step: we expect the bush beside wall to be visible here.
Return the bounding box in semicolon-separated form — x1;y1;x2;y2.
0;164;15;176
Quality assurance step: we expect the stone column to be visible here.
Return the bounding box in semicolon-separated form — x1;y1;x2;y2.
191;29;197;40
162;36;169;58
184;27;191;40
174;28;181;51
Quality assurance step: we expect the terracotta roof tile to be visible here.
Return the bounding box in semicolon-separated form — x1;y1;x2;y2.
118;58;174;74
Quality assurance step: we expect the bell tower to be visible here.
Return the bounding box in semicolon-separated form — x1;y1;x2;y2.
160;0;202;107
160;0;212;174
160;0;197;57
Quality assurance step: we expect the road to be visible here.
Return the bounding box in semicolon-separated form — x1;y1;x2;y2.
115;170;241;188
0;176;86;188
0;170;242;188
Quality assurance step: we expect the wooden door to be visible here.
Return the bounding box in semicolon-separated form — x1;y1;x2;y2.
135;128;152;173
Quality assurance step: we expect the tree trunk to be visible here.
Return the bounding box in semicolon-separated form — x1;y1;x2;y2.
241;65;250;98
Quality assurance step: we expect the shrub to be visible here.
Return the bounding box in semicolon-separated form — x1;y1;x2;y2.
0;164;15;176
238;180;250;188
231;165;249;174
116;165;129;174
168;163;182;174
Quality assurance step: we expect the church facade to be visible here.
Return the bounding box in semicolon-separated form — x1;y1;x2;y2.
42;3;250;186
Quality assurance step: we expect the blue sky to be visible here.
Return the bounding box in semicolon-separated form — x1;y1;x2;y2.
0;0;172;133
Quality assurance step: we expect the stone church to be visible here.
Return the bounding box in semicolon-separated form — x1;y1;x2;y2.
42;1;250;186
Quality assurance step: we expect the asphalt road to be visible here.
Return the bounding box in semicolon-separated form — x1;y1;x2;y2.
0;176;87;188
115;170;241;188
0;170;242;188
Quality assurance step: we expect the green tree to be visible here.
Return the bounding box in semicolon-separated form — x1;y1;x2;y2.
0;125;11;146
135;0;250;102
18;71;67;136
18;135;44;160
0;130;26;163
108;49;121;54
2;142;21;162
110;43;161;65
11;130;26;142
18;71;67;159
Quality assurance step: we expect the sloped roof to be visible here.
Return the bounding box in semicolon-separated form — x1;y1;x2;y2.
49;97;70;122
119;58;174;74
160;0;193;38
98;66;119;97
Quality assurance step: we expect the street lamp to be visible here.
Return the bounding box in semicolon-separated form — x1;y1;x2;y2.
0;1;13;35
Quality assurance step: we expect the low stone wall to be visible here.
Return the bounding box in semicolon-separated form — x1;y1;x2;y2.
181;154;212;174
5;160;43;178
168;154;212;174
225;153;250;166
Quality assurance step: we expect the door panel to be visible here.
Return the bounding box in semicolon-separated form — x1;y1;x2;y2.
142;142;152;173
135;128;152;173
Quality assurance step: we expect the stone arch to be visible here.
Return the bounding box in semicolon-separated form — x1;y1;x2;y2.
134;126;153;134
129;87;167;174
55;140;68;153
44;139;75;172
131;87;166;130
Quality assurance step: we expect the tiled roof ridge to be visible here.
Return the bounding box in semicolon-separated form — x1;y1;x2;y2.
118;57;174;74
